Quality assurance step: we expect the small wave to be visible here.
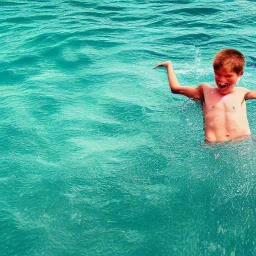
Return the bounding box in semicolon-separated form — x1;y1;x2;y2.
4;16;31;24
165;7;220;16
28;14;58;21
0;1;26;7
96;5;126;12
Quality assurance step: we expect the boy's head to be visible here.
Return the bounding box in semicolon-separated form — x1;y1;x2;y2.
213;48;245;74
213;49;245;95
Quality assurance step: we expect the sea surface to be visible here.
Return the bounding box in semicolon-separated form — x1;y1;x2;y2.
1;0;256;255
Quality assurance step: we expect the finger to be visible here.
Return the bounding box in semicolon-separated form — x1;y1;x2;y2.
153;63;161;69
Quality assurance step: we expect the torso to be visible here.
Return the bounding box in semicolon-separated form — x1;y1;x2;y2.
201;84;251;143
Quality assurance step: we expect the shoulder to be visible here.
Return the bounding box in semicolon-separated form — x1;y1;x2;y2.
195;83;212;101
199;83;212;93
235;86;249;92
234;87;256;100
235;87;250;95
199;83;212;89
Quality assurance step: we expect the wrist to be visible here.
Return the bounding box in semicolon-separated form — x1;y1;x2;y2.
166;61;172;67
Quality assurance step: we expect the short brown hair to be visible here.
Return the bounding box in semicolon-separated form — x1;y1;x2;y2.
213;49;245;74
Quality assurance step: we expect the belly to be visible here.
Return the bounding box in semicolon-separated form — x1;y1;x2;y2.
204;111;251;143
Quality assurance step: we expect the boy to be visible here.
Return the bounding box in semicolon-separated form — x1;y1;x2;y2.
154;49;256;143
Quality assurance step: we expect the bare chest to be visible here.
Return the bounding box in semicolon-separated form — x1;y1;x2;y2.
203;88;246;112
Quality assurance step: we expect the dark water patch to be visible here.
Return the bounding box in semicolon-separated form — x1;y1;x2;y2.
146;0;194;3
29;95;62;118
0;70;26;85
81;27;131;37
159;33;213;49
228;15;256;25
196;37;234;48
215;37;256;50
4;16;31;24
0;24;13;32
24;32;63;47
12;55;40;68
1;61;12;71
9;24;38;33
96;4;127;12
247;56;256;68
28;14;59;21
1;58;40;83
60;10;96;20
165;7;221;16
132;14;166;27
33;2;59;10
142;49;169;59
58;18;85;27
78;9;119;19
0;1;27;7
70;28;131;41
115;48;167;62
61;10;116;21
173;33;213;45
1;125;37;154
75;78;97;91
111;15;148;22
64;36;118;50
0;216;48;255
84;39;125;49
212;22;238;29
22;32;74;52
172;19;237;29
67;0;95;8
144;18;169;28
0;106;12;124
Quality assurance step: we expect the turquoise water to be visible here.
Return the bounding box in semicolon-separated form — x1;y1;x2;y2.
1;0;256;255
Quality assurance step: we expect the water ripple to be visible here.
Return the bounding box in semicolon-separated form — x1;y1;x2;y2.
165;7;221;15
1;0;256;255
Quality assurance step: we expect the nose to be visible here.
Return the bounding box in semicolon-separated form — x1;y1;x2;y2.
217;77;226;84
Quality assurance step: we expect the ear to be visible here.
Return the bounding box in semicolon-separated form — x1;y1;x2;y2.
239;71;244;77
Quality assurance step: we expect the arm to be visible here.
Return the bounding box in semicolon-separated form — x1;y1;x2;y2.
245;90;256;100
154;61;203;100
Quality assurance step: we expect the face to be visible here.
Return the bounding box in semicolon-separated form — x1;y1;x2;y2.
214;67;242;95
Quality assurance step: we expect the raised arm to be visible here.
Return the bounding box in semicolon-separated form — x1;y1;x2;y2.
154;61;203;100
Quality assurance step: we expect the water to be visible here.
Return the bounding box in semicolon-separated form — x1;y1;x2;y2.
1;0;256;255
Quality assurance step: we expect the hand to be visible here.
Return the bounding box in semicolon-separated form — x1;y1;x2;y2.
153;61;171;69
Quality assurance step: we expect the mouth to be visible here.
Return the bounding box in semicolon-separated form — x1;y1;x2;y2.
218;82;229;89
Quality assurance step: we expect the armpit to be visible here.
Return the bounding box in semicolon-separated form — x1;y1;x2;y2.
245;90;256;100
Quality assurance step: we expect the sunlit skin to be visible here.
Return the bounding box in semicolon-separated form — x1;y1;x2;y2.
154;61;256;143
